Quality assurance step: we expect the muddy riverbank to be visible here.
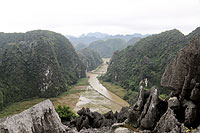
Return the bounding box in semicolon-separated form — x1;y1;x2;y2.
74;58;129;113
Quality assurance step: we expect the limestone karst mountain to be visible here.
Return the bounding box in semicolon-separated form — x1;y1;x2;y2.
0;30;86;110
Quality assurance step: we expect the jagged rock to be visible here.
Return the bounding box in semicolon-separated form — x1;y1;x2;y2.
161;35;200;94
128;110;141;128
183;101;197;125
117;107;129;123
0;99;68;133
139;86;166;130
104;110;115;120
126;35;200;132
128;86;167;130
168;97;180;109
190;83;200;101
77;107;94;119
154;108;185;133
92;112;105;128
134;86;145;111
73;107;129;131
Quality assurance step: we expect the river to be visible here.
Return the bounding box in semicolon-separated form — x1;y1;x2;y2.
74;58;129;113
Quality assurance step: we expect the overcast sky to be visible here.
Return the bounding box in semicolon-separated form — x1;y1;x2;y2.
0;0;200;36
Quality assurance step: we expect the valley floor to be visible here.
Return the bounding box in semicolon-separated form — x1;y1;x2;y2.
0;78;88;118
0;58;130;118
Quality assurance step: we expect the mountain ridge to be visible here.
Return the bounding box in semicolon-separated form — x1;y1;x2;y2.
103;27;200;96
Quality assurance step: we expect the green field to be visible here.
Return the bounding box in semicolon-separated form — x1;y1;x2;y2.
100;81;127;99
72;78;89;86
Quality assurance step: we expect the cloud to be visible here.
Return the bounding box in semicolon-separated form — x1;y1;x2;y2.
0;0;199;36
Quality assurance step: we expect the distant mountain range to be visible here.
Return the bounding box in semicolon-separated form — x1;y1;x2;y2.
66;32;150;46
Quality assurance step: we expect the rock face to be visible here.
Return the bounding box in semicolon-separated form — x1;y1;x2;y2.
0;99;68;133
161;35;200;127
161;35;200;93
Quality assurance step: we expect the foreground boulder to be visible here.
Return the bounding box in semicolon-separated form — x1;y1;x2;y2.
0;99;68;133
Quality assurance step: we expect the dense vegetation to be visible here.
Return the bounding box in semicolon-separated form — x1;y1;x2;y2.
103;27;200;98
88;39;126;57
55;104;77;122
77;48;103;71
0;30;86;110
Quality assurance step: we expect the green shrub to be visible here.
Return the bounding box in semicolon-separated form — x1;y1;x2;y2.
55;104;77;122
159;94;167;100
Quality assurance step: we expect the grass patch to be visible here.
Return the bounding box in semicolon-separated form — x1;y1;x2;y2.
0;97;45;118
73;78;89;86
100;81;127;99
159;94;168;100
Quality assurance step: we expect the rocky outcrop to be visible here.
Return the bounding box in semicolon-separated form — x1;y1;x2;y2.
161;35;200;127
69;107;129;131
128;86;167;130
127;35;200;132
161;35;200;94
154;108;185;133
89;33;200;133
0;100;69;133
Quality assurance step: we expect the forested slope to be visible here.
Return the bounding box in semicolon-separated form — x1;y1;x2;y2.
0;30;86;110
103;27;200;95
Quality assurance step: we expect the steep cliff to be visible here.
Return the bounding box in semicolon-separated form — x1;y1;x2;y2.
0;30;86;110
77;48;103;71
